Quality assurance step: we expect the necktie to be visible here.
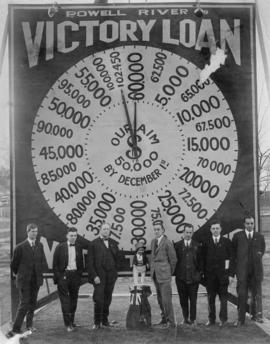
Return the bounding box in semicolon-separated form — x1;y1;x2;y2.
154;239;158;252
31;242;35;251
215;238;218;245
248;233;252;241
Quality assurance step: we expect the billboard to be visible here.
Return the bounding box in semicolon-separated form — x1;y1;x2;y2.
9;2;258;273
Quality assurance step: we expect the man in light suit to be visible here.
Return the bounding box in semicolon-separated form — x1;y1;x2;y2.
53;227;84;332
232;215;265;325
6;223;46;338
87;222;119;329
150;222;177;328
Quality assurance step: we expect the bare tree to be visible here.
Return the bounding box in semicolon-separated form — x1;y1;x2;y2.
258;146;270;193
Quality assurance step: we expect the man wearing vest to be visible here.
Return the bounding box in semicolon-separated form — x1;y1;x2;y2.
53;227;84;332
174;223;202;326
88;222;119;329
232;215;265;326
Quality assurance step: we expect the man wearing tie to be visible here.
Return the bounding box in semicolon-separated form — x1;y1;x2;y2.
87;222;119;329
53;227;84;332
6;223;46;338
150;222;177;328
174;224;202;325
232;215;265;325
201;219;233;327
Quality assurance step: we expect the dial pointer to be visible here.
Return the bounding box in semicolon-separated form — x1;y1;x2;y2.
121;89;137;159
133;101;139;161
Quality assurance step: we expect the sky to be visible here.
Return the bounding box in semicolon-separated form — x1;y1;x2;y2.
0;0;270;168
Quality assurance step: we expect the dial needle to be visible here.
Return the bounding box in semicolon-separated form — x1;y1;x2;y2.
121;89;137;159
133;101;138;161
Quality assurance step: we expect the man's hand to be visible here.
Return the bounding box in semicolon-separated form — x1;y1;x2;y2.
229;276;234;285
94;276;101;284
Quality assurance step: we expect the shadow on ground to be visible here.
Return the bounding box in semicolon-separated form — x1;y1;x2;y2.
22;292;269;344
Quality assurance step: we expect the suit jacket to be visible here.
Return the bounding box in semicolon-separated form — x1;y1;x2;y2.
11;239;45;288
232;230;265;282
201;236;233;284
53;241;84;284
174;239;202;283
87;237;119;283
150;235;177;283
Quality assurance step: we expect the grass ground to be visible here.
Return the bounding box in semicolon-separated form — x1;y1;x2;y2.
24;292;270;344
1;217;270;343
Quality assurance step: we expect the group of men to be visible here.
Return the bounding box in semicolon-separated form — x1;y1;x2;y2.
152;216;265;328
6;215;265;337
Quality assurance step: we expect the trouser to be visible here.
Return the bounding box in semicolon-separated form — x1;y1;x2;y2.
206;275;228;323
93;270;117;325
57;271;81;327
153;275;175;325
133;266;146;285
237;274;262;323
13;275;39;332
176;279;199;322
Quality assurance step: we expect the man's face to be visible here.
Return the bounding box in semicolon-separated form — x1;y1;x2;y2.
210;223;221;237
154;225;164;239
27;227;38;241
183;226;193;241
67;231;77;244
244;217;255;232
100;223;110;239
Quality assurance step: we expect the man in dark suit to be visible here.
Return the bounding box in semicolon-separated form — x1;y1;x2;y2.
232;215;265;325
202;219;233;327
6;223;46;338
150;222;177;328
87;222;119;329
53;227;84;332
174;223;202;325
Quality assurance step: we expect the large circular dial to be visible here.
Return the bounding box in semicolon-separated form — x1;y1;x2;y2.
31;45;238;250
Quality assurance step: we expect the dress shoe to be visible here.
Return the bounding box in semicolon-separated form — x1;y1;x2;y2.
26;326;37;332
205;320;215;326
92;324;101;330
102;321;113;328
6;329;22;339
161;322;175;329
155;319;167;325
181;319;191;325
190;320;197;326
233;320;245;327
72;323;81;328
6;331;15;339
219;321;228;327
66;326;74;332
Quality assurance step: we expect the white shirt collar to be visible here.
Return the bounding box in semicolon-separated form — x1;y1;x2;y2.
212;235;220;242
157;235;164;245
28;238;35;246
245;230;254;238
